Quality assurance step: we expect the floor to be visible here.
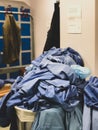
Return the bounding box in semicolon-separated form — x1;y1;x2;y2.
0;122;32;130
0;126;9;130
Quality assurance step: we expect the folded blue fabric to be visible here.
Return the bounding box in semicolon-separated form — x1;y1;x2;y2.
84;76;98;109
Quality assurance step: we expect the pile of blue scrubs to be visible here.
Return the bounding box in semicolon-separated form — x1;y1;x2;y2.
0;47;90;130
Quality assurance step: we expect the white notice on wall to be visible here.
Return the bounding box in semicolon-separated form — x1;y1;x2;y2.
67;5;82;34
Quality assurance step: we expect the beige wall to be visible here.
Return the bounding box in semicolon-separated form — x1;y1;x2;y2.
11;0;56;57
95;0;98;76
12;0;31;6
60;0;97;75
30;0;56;57
30;0;97;75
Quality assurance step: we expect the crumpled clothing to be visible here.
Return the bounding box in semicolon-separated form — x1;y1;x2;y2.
84;76;98;109
0;47;86;129
71;65;91;79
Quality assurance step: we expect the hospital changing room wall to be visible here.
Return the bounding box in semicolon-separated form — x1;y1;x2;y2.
60;0;98;76
30;0;57;57
14;0;56;57
11;0;98;76
28;0;98;76
2;0;97;78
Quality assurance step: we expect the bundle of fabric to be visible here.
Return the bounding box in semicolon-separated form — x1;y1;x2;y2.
83;76;98;130
0;47;90;130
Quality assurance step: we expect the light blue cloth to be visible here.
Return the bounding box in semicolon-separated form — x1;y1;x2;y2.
31;103;83;130
83;104;98;130
92;109;98;130
65;103;83;130
31;107;65;130
47;63;80;84
84;76;98;109
71;65;91;79
83;105;91;130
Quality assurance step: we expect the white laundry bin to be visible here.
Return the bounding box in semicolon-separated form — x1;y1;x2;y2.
15;106;36;130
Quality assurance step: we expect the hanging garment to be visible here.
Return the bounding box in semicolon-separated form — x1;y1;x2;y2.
84;76;98;109
31;103;83;130
43;2;60;52
31;106;65;130
3;14;21;64
83;105;91;130
83;76;98;130
82;105;98;130
65;103;83;130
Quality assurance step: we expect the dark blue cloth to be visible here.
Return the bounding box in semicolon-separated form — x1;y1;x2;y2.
65;47;84;66
0;79;5;89
0;92;12;127
32;47;84;68
4;78;15;84
43;2;60;52
84;76;98;109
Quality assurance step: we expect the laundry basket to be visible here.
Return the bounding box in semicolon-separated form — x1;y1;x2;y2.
15;106;36;130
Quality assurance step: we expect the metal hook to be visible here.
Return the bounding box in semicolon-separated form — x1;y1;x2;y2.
5;5;12;15
56;0;60;3
20;6;29;18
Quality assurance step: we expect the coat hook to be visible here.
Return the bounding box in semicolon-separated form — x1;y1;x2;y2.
20;6;29;18
56;0;60;3
5;5;12;15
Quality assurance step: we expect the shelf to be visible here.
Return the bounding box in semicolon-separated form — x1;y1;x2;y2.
0;65;27;74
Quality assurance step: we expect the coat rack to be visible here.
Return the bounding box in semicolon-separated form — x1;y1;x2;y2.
0;5;32;18
0;4;34;78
